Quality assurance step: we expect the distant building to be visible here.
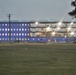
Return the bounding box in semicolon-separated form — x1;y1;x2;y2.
0;21;76;43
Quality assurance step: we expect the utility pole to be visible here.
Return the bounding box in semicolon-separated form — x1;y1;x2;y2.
7;14;12;44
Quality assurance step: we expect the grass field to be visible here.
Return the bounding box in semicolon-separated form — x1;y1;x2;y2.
0;43;76;75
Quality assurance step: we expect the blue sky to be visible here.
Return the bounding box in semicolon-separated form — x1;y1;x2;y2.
0;0;72;21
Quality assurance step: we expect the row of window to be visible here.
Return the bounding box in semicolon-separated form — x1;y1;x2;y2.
0;28;29;31
0;24;30;26
0;33;29;36
0;38;29;41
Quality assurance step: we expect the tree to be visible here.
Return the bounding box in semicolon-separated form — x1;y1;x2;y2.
68;0;76;18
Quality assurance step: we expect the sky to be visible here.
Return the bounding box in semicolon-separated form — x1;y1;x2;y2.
0;0;73;21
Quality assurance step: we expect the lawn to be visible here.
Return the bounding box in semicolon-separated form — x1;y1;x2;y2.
0;43;76;75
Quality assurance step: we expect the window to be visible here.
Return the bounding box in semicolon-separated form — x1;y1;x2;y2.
19;29;21;31
8;38;9;40
28;34;29;36
16;29;18;31
28;29;29;31
5;24;7;26
11;24;13;26
11;38;13;40
19;38;21;40
17;24;18;26
11;29;13;31
2;24;4;26
25;38;26;41
8;29;10;31
25;24;26;26
22;29;24;31
2;29;4;31
16;33;18;36
2;33;4;36
19;33;21;36
25;33;26;36
14;29;15;31
11;33;13;36
5;28;7;31
22;33;24;36
14;33;15;36
28;24;29;26
5;33;7;36
16;38;18;40
0;29;1;31
38;39;40;40
0;38;1;40
2;38;4;40
19;24;21;26
25;29;26;31
5;38;8;41
8;33;9;36
22;38;24;41
33;38;35;40
22;24;24;26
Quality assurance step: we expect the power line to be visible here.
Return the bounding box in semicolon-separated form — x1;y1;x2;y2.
0;1;6;15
